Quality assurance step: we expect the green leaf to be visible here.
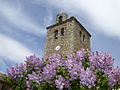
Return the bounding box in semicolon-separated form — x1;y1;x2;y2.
64;56;68;59
82;60;90;69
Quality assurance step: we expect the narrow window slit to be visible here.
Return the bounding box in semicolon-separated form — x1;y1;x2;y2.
61;28;64;36
83;35;85;42
80;31;82;38
54;30;58;39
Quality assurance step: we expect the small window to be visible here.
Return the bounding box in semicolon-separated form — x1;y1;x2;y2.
59;16;63;23
83;35;85;42
54;30;58;39
61;28;64;36
80;31;82;38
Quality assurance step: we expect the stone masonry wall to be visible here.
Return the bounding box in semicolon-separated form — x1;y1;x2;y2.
44;18;91;58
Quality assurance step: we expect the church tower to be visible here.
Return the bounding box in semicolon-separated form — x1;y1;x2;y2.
44;12;91;58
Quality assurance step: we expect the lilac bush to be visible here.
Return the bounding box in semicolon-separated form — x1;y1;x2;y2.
89;51;114;72
3;49;120;90
107;67;120;88
79;68;96;89
7;63;26;79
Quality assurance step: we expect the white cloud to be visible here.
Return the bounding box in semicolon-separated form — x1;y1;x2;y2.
0;1;46;36
43;8;53;27
0;33;33;63
34;0;120;38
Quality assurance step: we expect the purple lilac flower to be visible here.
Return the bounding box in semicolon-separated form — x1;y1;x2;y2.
64;79;70;88
26;55;44;70
63;52;84;80
64;58;83;80
79;68;96;89
26;80;32;88
26;88;30;90
48;54;62;62
107;67;120;88
42;63;56;81
48;53;64;66
7;64;26;78
89;51;114;72
28;72;42;84
76;48;85;61
55;75;65;90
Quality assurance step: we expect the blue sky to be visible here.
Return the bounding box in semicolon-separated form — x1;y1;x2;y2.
0;0;120;73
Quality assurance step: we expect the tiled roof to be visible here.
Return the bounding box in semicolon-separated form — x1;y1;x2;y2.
0;73;4;77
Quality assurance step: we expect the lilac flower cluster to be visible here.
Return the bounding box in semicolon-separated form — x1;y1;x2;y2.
89;51;114;72
55;75;65;90
28;72;41;84
79;68;96;89
42;63;56;81
107;67;120;88
6;49;120;90
7;63;26;78
26;55;44;71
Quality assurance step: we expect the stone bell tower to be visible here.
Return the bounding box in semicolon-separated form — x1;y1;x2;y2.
44;12;91;58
